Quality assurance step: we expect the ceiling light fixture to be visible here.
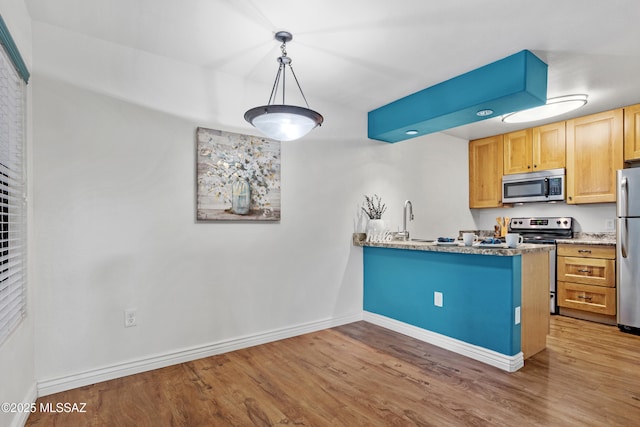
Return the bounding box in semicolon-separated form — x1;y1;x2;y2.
244;31;323;141
502;94;588;124
476;109;494;117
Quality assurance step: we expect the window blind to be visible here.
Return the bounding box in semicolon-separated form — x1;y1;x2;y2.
0;40;26;347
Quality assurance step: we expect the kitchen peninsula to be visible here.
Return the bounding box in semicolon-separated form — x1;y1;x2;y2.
353;235;554;372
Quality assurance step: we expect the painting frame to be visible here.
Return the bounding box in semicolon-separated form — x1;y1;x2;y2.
196;127;281;221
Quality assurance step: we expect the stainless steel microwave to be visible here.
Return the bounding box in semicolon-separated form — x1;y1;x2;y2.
502;168;565;203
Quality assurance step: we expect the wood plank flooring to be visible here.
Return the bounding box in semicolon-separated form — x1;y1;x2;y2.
26;316;640;426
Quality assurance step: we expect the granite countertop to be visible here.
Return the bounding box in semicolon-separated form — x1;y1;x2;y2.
352;234;554;256
557;232;616;246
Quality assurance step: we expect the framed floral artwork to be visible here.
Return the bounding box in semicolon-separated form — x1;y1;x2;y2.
196;127;281;221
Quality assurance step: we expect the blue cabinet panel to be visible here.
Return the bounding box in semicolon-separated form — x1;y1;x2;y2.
363;247;521;356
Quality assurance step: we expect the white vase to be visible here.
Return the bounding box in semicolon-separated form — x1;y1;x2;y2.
366;219;386;241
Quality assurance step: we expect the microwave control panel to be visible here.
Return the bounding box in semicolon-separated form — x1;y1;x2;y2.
548;177;563;195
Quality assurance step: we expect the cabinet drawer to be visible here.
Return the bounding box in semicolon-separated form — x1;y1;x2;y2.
557;256;615;287
557;281;616;315
557;244;615;259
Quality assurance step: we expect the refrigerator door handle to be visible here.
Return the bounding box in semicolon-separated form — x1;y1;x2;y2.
622;218;628;259
621;176;628;217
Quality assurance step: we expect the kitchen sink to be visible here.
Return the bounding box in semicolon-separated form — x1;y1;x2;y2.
410;238;434;243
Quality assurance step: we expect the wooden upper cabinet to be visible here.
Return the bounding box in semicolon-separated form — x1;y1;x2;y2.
624;103;640;162
469;135;503;208
503;129;532;174
532;121;566;171
566;109;624;204
504;123;566;174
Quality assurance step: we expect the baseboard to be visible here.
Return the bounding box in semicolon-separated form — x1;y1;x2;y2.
37;312;363;397
363;311;524;372
9;383;37;427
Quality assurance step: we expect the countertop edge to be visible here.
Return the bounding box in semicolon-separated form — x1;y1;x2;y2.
352;234;554;256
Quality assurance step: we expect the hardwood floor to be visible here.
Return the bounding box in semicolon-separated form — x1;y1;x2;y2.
26;316;640;426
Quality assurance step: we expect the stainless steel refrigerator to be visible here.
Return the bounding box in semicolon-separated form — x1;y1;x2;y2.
617;167;640;334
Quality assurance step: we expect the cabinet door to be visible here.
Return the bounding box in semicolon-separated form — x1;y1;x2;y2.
557;281;616;315
503;129;532;174
624;104;640;161
532;121;566;171
566;109;624;204
557;256;615;287
469;135;503;208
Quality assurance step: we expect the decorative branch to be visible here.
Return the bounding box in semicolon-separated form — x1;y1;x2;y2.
361;194;387;220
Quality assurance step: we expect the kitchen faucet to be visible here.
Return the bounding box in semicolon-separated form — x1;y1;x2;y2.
397;200;414;241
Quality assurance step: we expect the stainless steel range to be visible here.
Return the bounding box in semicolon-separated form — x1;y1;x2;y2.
508;217;574;314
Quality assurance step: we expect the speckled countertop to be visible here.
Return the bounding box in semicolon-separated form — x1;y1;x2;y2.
352;233;554;256
557;232;616;246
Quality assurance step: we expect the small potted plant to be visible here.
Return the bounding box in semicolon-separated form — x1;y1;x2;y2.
362;194;387;238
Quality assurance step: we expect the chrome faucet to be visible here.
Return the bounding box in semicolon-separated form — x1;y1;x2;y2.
397;200;414;240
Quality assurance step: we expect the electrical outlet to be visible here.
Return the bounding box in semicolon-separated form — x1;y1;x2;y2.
124;309;137;328
605;219;615;231
434;291;443;307
515;306;521;325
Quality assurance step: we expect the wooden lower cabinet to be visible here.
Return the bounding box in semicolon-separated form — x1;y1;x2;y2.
557;244;616;317
557;281;616;315
557;256;615;287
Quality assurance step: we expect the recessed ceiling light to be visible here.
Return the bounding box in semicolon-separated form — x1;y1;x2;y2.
476;109;494;117
405;130;419;135
502;94;588;124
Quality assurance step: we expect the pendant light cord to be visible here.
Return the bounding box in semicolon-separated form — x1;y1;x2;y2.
265;39;311;109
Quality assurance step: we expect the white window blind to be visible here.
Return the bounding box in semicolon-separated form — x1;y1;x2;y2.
0;41;26;347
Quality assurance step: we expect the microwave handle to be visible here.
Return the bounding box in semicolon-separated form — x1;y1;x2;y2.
543;178;549;197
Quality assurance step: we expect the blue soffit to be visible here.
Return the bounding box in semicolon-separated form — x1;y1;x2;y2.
368;50;547;143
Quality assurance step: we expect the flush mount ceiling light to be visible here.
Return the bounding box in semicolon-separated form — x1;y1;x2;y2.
244;31;323;142
476;109;494;117
502;94;588;124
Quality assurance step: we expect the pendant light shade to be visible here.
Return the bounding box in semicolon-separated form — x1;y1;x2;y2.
244;31;323;141
245;105;323;142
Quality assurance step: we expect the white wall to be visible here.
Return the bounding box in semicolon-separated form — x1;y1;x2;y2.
0;1;35;427
30;21;473;390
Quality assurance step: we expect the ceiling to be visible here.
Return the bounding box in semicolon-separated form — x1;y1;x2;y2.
24;0;640;141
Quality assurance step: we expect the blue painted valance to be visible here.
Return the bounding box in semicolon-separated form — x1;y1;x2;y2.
368;50;547;142
0;14;30;83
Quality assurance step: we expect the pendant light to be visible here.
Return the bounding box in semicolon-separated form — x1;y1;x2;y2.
244;31;323;141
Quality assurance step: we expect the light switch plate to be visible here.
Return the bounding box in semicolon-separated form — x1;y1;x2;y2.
434;291;443;307
515;306;521;325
